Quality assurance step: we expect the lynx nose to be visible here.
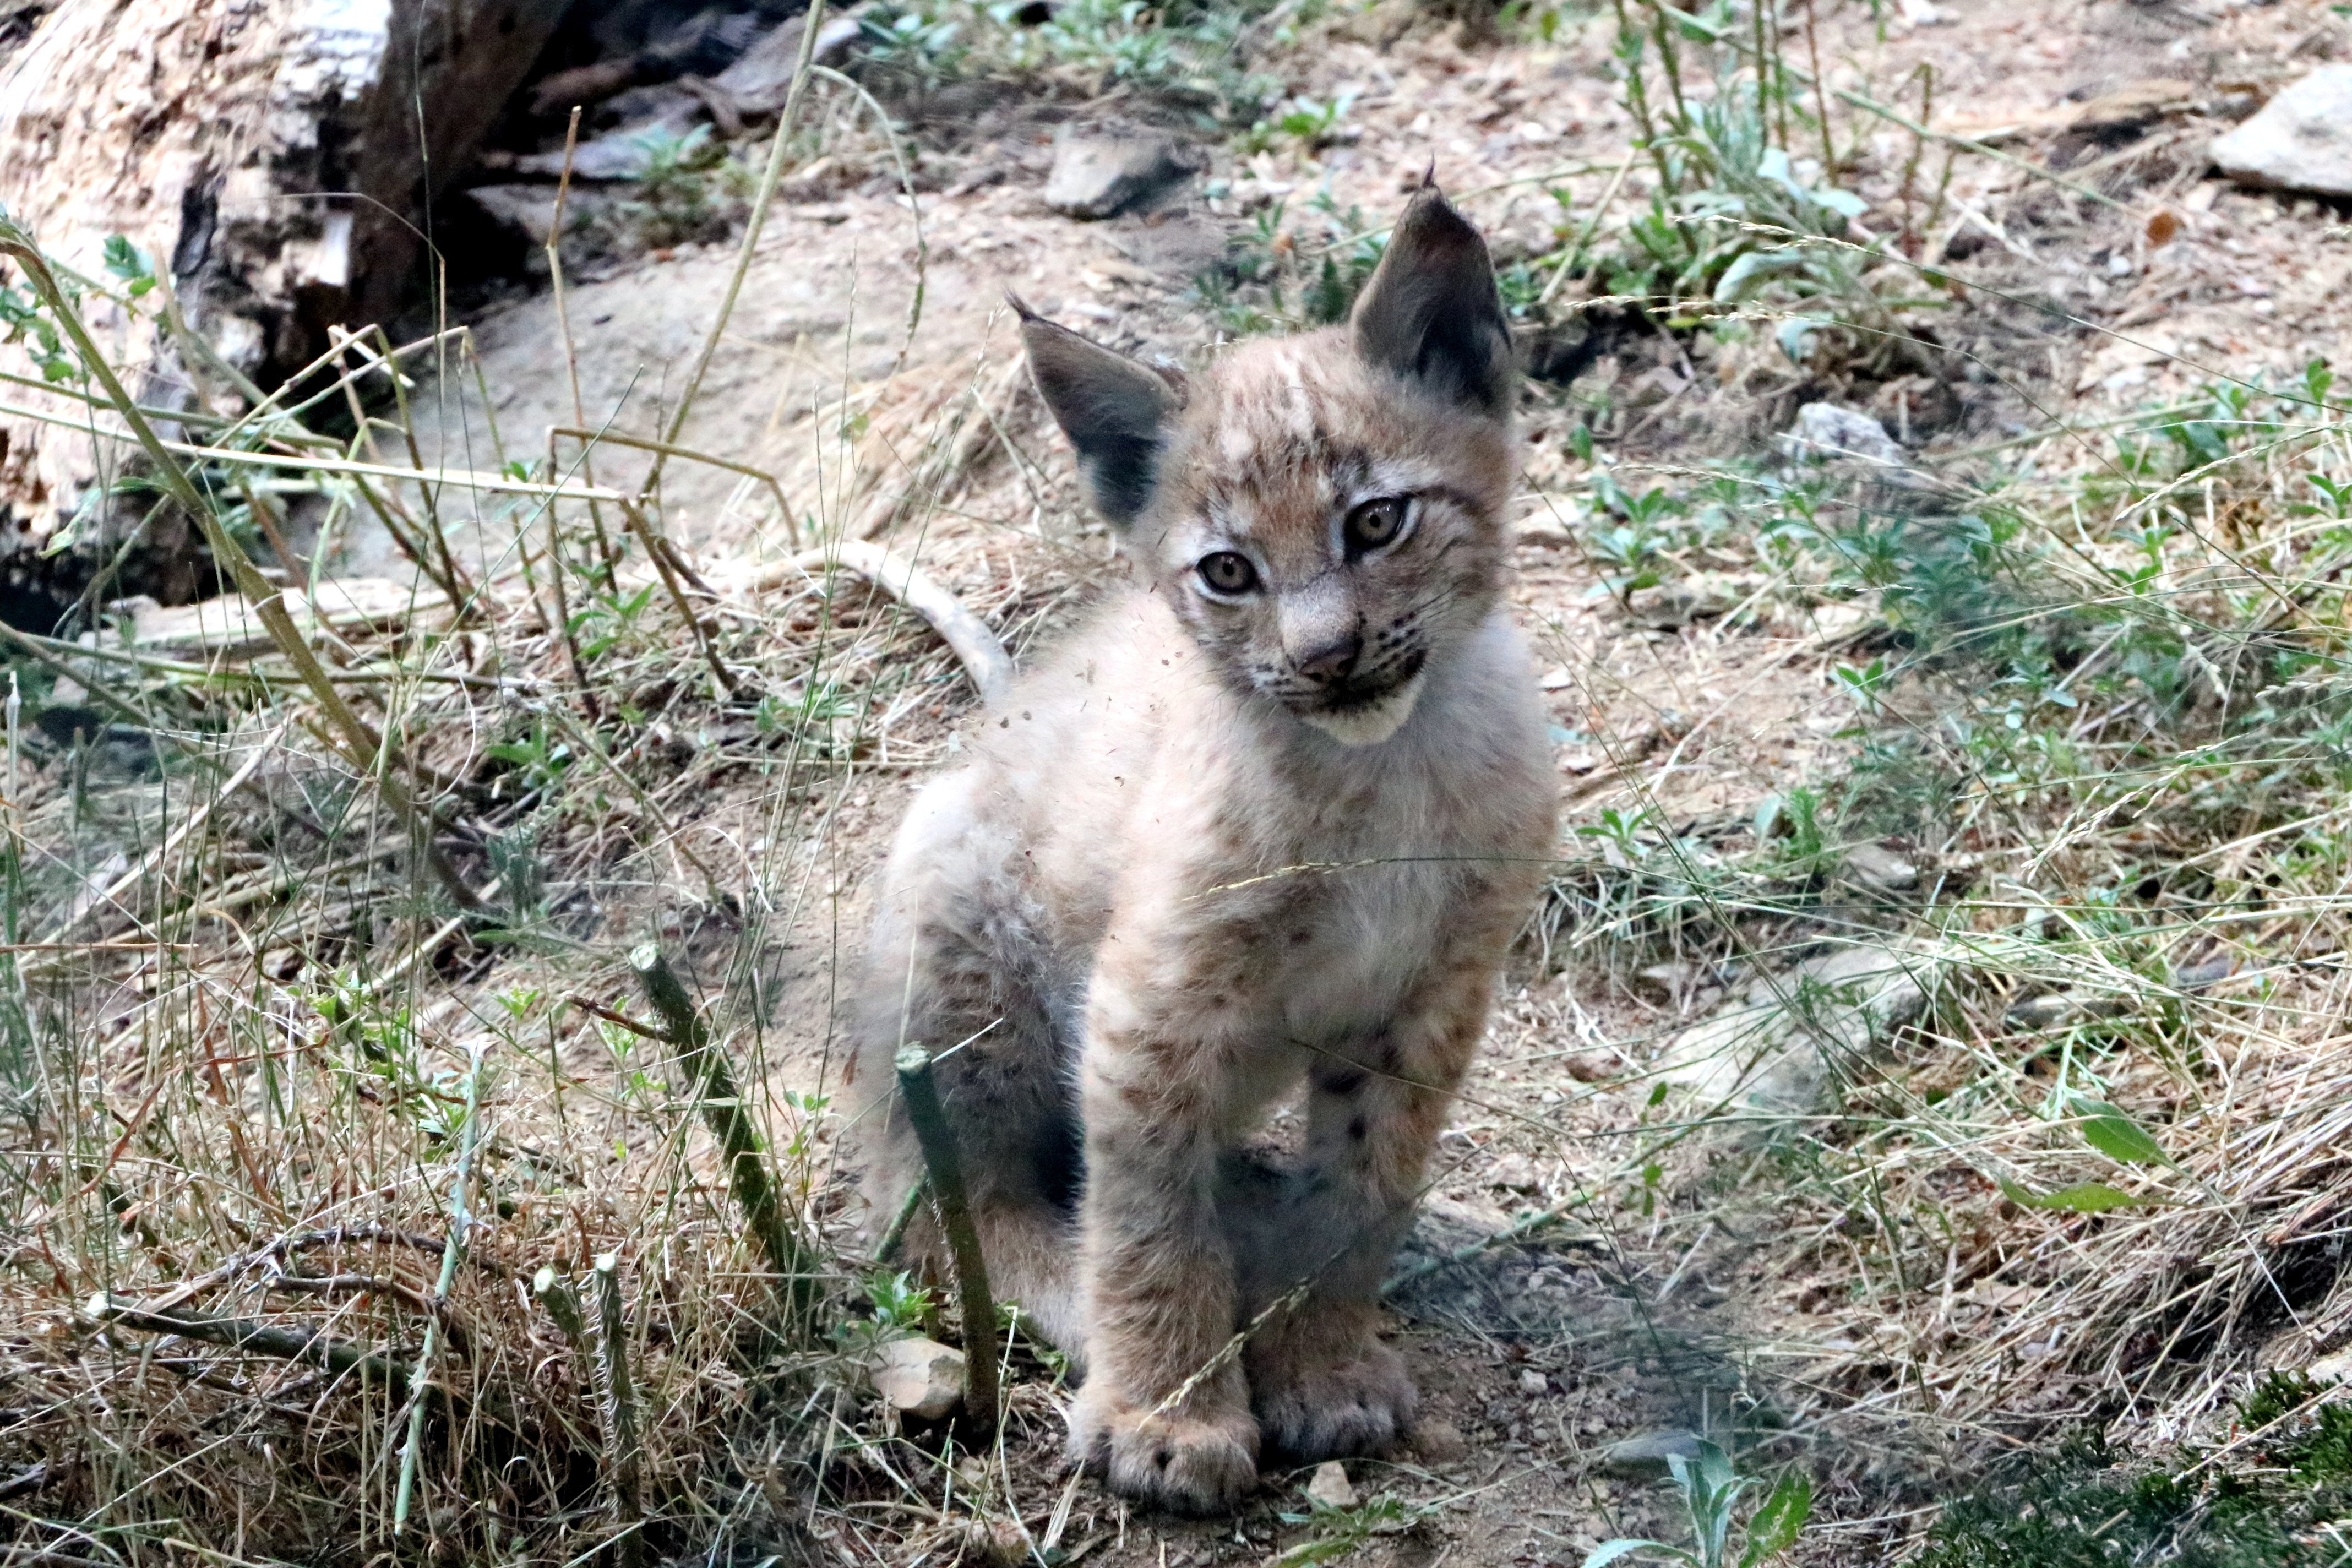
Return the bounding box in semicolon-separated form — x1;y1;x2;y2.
1281;579;1362;684
1293;631;1363;683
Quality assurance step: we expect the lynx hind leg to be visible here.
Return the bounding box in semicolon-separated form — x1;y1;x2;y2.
850;777;1089;1357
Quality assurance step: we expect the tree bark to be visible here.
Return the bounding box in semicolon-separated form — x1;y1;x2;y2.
0;0;569;559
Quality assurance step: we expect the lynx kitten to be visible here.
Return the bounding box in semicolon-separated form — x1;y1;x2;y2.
852;187;1556;1512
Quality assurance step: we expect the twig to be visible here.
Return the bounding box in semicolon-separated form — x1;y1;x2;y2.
590;1254;645;1567
394;1045;486;1537
630;944;819;1324
876;1178;927;1265
546;104;623;582
362;324;480;614
532;1265;589;1343
552;426;800;550
891;1044;1000;1439
568;993;669;1042
83;1292;415;1392
264;1273;471;1355
618;498;746;698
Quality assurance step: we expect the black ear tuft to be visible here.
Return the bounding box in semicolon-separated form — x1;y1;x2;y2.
1349;186;1513;416
1017;307;1182;529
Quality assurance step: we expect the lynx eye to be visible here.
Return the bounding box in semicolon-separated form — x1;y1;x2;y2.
1343;496;1412;556
1197;551;1259;595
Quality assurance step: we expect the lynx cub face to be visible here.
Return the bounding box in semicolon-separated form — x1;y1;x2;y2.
1146;340;1512;745
852;186;1556;1515
1022;191;1516;747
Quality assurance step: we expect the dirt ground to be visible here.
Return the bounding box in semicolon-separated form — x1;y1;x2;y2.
369;0;2352;1558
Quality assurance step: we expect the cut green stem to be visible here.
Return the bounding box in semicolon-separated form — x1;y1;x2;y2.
892;1044;999;1440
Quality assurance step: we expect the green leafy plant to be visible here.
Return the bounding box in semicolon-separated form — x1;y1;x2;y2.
1583;1440;1811;1567
484;718;574;798
621;124;731;248
1274;91;1353;146
101;235;157;298
1191;193;1387;336
863;1270;934;1332
572;582;657;661
1915;1427;2346;1567
1272;1491;1435;1567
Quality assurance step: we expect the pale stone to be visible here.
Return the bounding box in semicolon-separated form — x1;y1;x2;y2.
1659;942;1941;1121
1841;842;1920;892
1044;126;1194;219
871;1335;964;1422
1305;1460;1357;1509
1783;402;1906;466
2211;67;2352;200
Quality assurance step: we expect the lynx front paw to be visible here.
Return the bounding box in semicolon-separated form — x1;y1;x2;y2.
1068;1384;1261;1513
1251;1330;1417;1461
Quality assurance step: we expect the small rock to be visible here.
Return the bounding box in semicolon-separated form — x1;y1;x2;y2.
2307;1348;2352;1385
706;12;865;107
2211;66;2352;199
2005;990;2132;1030
2173;955;2238;990
1563;1051;1616;1083
1518;1369;1550;1397
1043;124;1194;219
1603;1429;1706;1477
1841;842;1920;892
1658;941;1940;1124
1305;1459;1356;1509
1488;1153;1542;1194
1412;1418;1469;1464
944;165;1007;199
1625;572;1760;630
1782;402;1906;466
870;1335;963;1422
962;1518;1029;1568
508;116;698;181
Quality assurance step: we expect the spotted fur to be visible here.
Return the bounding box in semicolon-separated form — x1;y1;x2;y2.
849;187;1556;1512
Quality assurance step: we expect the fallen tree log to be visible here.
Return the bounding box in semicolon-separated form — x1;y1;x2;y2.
0;0;569;595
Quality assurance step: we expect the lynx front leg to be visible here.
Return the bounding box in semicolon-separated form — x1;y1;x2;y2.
1068;990;1263;1513
1241;963;1495;1461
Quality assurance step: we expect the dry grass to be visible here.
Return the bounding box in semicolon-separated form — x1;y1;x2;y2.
1515;361;2352;1521
0;145;1100;1558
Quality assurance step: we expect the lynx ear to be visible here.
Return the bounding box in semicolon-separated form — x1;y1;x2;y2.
1350;186;1513;416
1016;303;1182;529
